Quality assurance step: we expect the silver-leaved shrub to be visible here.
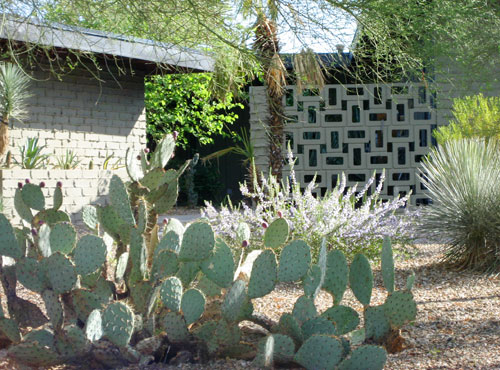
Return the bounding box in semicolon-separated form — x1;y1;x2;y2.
202;151;417;260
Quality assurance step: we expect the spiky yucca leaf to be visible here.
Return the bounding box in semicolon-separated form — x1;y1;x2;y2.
420;139;500;272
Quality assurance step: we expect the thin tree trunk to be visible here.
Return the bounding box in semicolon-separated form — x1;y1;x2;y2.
0;115;9;157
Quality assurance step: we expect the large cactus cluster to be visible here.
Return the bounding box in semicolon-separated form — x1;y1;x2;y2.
0;135;417;369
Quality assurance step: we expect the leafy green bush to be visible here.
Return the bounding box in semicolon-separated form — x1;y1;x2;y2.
420;139;500;272
145;73;243;150
433;94;500;144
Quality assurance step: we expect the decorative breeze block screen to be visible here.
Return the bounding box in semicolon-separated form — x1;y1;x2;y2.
281;83;437;206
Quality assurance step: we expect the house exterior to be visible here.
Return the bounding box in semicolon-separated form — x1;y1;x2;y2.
0;17;213;222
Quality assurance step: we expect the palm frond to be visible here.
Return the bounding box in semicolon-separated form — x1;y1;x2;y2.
0;63;32;122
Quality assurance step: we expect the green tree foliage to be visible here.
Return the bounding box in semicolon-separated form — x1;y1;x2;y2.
145;74;243;150
433;94;500;145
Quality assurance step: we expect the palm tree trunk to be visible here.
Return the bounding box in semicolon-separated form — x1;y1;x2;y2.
0;115;9;157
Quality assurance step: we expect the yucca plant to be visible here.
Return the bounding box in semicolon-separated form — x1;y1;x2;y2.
0;63;31;156
14;137;51;169
420;139;500;272
53;149;81;169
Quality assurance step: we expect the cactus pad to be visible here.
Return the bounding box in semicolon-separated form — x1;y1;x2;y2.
278;240;311;282
160;277;183;312
49;222;76;254
38;223;52;257
82;205;98;231
79;269;101;288
102;302;135;347
21;183;45;211
196;275;222;297
383;290;417;327
301;317;336;340
129;228;148;283
381;236;395;294
256;334;295;366
109;175;135;226
130;281;153;314
151;134;175;169
364;305;390;341
15;257;45;292
303;265;322;299
24;329;55;348
406;271;416;291
0;214;22;259
222;279;248;323
42;289;63;329
126;148;144;181
33;209;70;226
141;168;165;190
323;249;349;305
176;261;200;287
151;250;179;281
338;345;387;370
72;235;107;276
164;217;185;238
248;249;277;298
52;185;63;210
236;222;251;244
115;252;129;282
181;288;205;324
200;239;234;288
155;182;178;213
264;218;289;248
292;295;317;325
179;222;215;261
277;313;303;345
8;341;59;366
72;289;104;322
321;305;359;335
156;230;181;255
14;188;32;223
162;312;189;343
96;205;130;243
45;253;77;294
294;335;343;370
54;325;89;359
137;201;147;233
85;309;103;342
0;318;21;343
349;253;373;307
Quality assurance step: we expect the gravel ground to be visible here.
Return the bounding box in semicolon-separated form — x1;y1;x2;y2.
1;243;500;369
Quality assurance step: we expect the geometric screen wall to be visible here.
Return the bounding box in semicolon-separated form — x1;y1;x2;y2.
281;83;437;206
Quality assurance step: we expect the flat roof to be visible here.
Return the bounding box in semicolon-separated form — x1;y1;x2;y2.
0;16;214;72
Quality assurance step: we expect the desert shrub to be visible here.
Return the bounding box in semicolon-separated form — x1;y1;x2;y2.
433;94;500;144
419;139;500;272
202;152;416;261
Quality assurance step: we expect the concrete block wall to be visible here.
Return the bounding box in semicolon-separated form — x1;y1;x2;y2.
7;65;147;169
0;168;128;225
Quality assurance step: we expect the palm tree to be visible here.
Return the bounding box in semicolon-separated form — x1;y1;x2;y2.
0;62;31;157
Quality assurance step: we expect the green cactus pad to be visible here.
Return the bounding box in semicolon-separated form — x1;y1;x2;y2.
49;222;76;254
72;289;104;322
303;265;322;299
264;218;289;248
338;345;387;370
292;295;317;325
236;222;251;244
33;209;70;226
200;239;234;288
53;186;63;210
82;205;98;231
73;235;107;276
42;289;63;329
181;288;205;324
102;302;135;347
0;214;22;259
248;249;277;298
125;148;144;181
255;334;295;366
383;290;417;328
323;249;349;305
115;252;129;282
350;328;366;346
93;279;114;304
381;236;395;294
0;318;21;343
137;201;147;233
80;268;102;288
54;325;89;359
294;335;343;370
146;286;161;318
130;281;153;314
162;312;189;343
154;182;179;213
321;305;359;335
349;253;373;307
161;168;178;185
277;313;303;345
406;271;416;291
151;134;175;169
160;277;183;312
109;175;135;226
151;249;179;281
45;252;77;294
278;240;311;282
14;228;28;257
179;222;215;261
16;257;46;292
193;320;217;343
222;279;248;323
24;328;55;348
129;228;148;284
38;223;52;257
96;205;131;243
8;341;60;366
176;261;200;287
21;183;45;211
141;168;165;190
14;188;32;223
156;230;181;256
85;309;103;342
364;305;390;341
196;276;222;297
164;217;185;239
213;320;241;349
301;317;336;340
